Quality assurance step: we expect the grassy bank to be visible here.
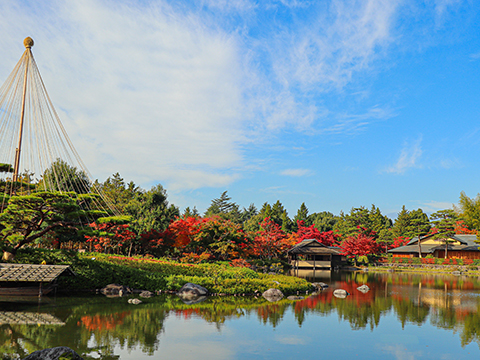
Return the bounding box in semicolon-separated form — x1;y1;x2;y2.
9;249;313;295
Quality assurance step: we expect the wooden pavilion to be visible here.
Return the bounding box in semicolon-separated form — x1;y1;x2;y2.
0;263;75;296
388;234;480;259
287;239;346;270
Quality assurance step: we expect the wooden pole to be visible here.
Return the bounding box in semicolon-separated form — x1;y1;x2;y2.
13;39;33;182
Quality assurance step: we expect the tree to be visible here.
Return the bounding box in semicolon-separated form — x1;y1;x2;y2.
251;217;293;260
308;211;338;232
190;217;247;260
392;206;430;257
295;221;339;247
205;191;243;224
241;203;258;223
430;209;458;259
339;232;382;265
334;205;392;241
0;191;104;255
293;203;309;229
37;158;90;194
456;191;480;234
85;217;136;254
94;173;140;213
127;184;179;236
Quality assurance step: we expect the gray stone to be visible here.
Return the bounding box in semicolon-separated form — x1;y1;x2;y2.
287;295;304;301
357;285;370;293
262;288;284;302
452;270;462;276
180;295;208;305
23;346;83;360
312;282;329;290
100;284;132;297
333;289;349;299
177;283;209;300
128;298;142;304
139;290;154;298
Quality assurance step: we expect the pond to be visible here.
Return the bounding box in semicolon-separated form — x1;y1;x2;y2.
2;270;480;359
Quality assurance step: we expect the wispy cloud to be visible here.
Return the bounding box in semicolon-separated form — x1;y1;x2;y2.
385;137;423;174
420;200;454;212
0;0;246;190
280;168;313;177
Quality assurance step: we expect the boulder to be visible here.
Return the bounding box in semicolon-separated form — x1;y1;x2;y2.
287;295;304;301
262;288;284;302
139;291;154;298
180;295;208;305
2;251;14;261
177;283;209;300
128;298;142;305
452;270;462;276
333;289;349;299
312;282;329;290
100;284;132;297
357;285;370;293
23;346;83;360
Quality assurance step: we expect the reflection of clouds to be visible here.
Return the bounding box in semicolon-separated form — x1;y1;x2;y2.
158;317;235;360
275;335;307;345
380;344;422;360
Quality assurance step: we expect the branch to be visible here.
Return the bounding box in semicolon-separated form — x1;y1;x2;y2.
13;222;78;253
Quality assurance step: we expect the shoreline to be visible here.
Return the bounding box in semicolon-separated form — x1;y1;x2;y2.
363;263;480;276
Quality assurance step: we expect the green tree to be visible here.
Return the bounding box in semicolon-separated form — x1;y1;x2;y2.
308;211;338;232
37;158;90;194
205;191;242;223
430;209;458;259
0;191;104;255
94;173;140;213
456;191;480;234
293;202;309;227
392;206;430;257
126;184;179;236
334;205;392;241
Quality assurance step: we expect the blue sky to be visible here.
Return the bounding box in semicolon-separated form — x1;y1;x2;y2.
0;0;479;218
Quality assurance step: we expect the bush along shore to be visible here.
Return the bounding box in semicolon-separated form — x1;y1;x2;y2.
365;257;480;275
9;249;313;296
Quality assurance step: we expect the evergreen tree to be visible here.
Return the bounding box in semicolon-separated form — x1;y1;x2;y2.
430;209;458;259
308;211;338;232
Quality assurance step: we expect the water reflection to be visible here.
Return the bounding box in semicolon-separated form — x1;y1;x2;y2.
1;272;480;359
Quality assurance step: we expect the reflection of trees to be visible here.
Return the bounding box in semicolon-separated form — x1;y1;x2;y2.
392;294;430;327
0;297;168;359
4;271;480;358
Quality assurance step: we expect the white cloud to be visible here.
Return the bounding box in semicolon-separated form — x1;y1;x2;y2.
386;137;423;174
420;200;454;212
280;168;313;177
0;0;246;190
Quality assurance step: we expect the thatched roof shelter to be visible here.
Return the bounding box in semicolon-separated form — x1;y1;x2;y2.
288;239;342;255
0;263;75;282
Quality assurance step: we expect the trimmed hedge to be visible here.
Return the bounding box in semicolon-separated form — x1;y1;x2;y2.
8;249;313;295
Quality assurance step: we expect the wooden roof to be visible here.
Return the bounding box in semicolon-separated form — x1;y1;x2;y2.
288;239;342;255
0;263;75;282
0;311;65;325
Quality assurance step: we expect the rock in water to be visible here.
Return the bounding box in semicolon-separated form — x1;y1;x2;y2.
312;282;329;290
177;283;209;300
287;295;304;301
139;290;154;298
99;284;132;297
357;285;370;293
333;289;349;299
262;288;284;302
128;298;142;305
23;346;83;359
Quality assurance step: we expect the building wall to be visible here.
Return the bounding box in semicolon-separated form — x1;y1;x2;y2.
435;250;480;259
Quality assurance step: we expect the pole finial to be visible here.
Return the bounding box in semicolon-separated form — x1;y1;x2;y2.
24;37;34;48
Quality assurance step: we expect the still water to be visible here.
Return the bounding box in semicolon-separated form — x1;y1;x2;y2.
2;271;480;359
